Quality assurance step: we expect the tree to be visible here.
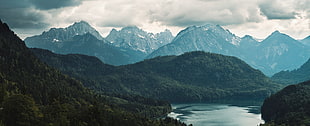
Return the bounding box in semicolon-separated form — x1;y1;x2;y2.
2;94;42;126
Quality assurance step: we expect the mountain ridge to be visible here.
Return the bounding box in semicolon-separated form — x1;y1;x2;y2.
23;21;310;75
106;26;173;54
272;58;310;85
31;48;281;103
147;25;310;76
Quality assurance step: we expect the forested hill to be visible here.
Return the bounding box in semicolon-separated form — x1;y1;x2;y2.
32;48;281;103
272;58;310;85
0;20;188;126
261;80;310;125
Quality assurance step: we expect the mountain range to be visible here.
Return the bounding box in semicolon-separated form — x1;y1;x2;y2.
31;48;281;102
106;26;173;54
148;26;310;76
24;21;310;76
25;21;173;65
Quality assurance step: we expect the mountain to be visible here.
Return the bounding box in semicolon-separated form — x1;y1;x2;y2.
301;35;310;46
31;49;281;103
24;22;147;65
261;80;310;125
25;21;103;48
106;26;173;54
25;22;173;66
148;25;310;76
254;31;310;76
46;33;143;65
237;35;260;65
272;58;310;85
147;24;240;59
0;20;187;126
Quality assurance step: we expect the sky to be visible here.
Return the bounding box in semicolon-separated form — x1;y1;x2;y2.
0;0;309;40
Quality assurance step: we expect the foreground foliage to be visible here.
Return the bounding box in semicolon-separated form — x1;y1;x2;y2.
261;80;310;125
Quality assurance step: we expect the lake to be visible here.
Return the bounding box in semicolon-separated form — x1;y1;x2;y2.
168;103;264;126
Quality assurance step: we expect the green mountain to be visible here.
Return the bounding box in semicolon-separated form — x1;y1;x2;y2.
0;20;187;126
261;80;310;125
31;48;281;103
272;58;310;85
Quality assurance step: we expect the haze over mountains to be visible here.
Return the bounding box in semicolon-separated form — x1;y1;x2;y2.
24;21;310;76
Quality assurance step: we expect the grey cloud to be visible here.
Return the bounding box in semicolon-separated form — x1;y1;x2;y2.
0;0;31;9
29;0;82;10
0;0;82;10
259;1;297;19
0;0;82;30
0;8;49;29
148;0;264;27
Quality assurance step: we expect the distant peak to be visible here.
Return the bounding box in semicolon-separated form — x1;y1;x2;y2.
74;20;89;25
164;29;171;33
242;35;254;39
267;30;286;38
272;30;281;35
201;24;226;32
262;30;297;43
71;21;91;27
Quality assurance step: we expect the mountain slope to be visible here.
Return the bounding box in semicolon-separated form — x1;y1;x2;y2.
0;20;185;126
254;31;310;76
272;58;310;85
32;48;281;103
48;33;143;65
301;35;310;46
261;80;310;125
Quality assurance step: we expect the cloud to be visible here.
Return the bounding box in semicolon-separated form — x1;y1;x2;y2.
0;0;83;30
0;8;49;29
259;0;298;19
0;0;83;10
29;0;82;10
147;0;265;27
0;0;309;39
59;0;266;28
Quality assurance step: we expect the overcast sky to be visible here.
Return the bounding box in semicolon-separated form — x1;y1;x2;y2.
0;0;309;39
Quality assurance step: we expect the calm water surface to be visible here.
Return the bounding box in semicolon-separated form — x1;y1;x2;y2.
168;103;263;126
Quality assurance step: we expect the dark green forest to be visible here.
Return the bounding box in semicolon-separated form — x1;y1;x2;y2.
0;20;189;126
31;48;281;103
261;80;310;125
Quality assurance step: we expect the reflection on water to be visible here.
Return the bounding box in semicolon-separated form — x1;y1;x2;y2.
168;103;264;126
